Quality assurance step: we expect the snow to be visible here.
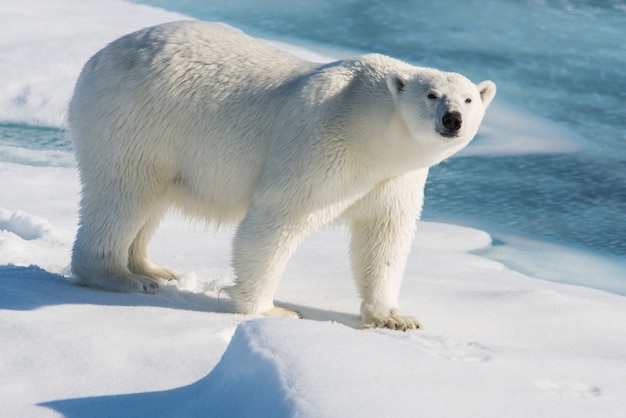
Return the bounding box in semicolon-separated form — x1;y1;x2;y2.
4;197;626;417
0;0;189;127
1;1;626;417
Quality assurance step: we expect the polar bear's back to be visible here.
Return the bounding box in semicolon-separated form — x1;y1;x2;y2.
69;21;314;221
70;21;311;149
74;21;309;99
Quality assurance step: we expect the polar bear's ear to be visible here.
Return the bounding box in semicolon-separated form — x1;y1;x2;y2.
386;72;406;97
477;80;497;108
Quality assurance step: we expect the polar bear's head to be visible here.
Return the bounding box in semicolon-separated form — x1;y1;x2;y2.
386;68;496;162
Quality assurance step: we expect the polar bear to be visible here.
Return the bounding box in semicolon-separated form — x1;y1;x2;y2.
69;21;495;330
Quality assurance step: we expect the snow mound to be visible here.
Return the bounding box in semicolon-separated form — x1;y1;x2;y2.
180;318;620;417
42;316;626;417
0;208;70;272
0;208;56;241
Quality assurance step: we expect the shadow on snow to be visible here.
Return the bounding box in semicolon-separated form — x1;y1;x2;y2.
0;264;226;313
0;264;360;326
40;370;294;418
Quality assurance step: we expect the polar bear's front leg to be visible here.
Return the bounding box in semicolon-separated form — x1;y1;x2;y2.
229;206;308;317
348;170;428;331
350;216;422;331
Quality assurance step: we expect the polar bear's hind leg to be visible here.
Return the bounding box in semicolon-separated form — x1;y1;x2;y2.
127;206;178;281
72;175;172;292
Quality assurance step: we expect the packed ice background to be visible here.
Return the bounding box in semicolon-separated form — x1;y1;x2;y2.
1;0;625;417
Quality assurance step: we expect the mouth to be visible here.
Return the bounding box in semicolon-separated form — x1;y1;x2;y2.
438;131;460;139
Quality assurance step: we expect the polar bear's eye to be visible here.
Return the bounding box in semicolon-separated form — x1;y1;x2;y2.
427;93;438;99
465;98;472;104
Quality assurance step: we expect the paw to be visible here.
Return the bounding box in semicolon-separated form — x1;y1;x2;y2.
133;276;160;293
360;307;421;331
222;285;302;318
113;274;160;293
76;272;159;293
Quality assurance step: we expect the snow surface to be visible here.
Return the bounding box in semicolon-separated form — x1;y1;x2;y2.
1;1;626;417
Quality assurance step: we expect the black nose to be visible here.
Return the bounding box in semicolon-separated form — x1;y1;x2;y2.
442;111;462;131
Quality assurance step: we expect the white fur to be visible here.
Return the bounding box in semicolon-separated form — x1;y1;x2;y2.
69;21;496;330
